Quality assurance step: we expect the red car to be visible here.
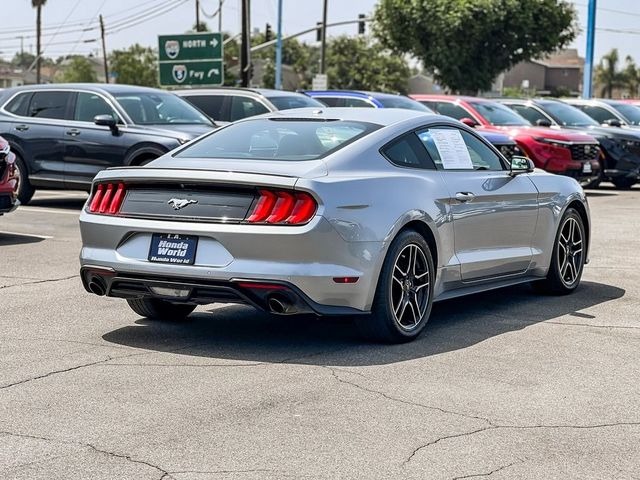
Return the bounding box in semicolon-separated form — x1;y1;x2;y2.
412;95;601;184
0;136;19;215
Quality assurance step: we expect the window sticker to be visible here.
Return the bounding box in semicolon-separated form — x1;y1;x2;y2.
429;129;473;169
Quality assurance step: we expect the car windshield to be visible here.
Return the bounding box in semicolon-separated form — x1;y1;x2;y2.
542;102;599;127
268;95;325;110
378;96;433;112
470;101;531;126
114;92;212;125
175;118;380;161
611;103;640;125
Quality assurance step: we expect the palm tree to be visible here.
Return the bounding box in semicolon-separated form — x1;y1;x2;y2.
595;48;624;98
31;0;47;84
623;55;640;98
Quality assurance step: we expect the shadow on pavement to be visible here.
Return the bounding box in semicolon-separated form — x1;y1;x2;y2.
29;195;87;210
0;232;46;246
102;280;625;367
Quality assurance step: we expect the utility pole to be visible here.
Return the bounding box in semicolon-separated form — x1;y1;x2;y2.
218;0;223;32
99;15;109;83
36;2;42;83
240;0;251;87
195;0;202;31
320;0;328;74
275;0;283;90
583;0;597;99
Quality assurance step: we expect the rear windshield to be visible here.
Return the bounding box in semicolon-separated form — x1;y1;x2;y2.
268;95;325;110
175;118;380;161
470;101;530;126
611;103;640;125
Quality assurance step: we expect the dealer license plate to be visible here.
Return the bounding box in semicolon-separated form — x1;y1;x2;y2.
148;233;198;265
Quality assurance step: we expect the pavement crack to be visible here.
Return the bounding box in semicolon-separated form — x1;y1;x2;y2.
403;422;640;466
544;320;640;331
452;460;521;479
325;366;496;426
0;274;79;290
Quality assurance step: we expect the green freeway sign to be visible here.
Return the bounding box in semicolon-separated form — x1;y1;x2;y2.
158;33;222;61
158;32;223;86
159;60;224;87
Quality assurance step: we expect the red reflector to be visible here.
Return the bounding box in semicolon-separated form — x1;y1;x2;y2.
266;191;296;223
286;193;317;224
107;183;126;214
89;184;105;212
333;277;359;284
98;183;114;213
237;282;289;290
247;190;277;222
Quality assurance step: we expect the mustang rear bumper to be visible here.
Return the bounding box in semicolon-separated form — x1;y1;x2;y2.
78;211;385;312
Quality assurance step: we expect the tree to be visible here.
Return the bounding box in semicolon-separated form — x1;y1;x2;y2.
324;36;410;93
374;0;577;94
595;49;624;98
11;52;37;69
253;33;319;89
109;44;158;87
59;56;97;83
622;55;639;98
31;0;47;83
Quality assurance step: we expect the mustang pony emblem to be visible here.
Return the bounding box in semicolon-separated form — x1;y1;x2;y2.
167;198;198;210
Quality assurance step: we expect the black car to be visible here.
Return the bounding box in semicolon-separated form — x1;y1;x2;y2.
175;87;325;124
0;84;215;204
501;98;640;189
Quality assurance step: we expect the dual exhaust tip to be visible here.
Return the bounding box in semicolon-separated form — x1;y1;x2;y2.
266;293;299;315
88;275;107;296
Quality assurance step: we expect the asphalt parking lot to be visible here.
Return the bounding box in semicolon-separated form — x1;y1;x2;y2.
1;187;639;480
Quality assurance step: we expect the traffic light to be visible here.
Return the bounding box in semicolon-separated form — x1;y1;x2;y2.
358;14;366;35
265;23;272;42
316;22;322;42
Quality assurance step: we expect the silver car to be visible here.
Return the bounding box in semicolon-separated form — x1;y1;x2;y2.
79;108;590;343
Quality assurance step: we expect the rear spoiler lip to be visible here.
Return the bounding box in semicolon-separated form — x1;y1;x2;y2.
103;165;298;179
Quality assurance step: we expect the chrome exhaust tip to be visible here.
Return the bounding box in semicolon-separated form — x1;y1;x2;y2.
267;294;296;315
88;276;106;296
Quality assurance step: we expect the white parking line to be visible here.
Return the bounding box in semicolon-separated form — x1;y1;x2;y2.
19;207;81;216
0;230;53;239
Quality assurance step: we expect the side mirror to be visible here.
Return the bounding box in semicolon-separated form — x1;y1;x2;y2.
605;118;622;128
536;118;553;127
94;114;118;133
460;117;478;128
509;155;535;176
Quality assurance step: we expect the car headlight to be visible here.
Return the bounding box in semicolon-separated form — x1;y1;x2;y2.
533;137;570;149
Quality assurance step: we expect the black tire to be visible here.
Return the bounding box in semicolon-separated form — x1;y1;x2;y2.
583;174;602;189
14;154;35;205
611;177;636;189
357;229;435;343
126;298;196;320
532;208;586;295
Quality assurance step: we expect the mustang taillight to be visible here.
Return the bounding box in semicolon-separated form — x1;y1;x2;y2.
246;189;317;225
88;182;126;215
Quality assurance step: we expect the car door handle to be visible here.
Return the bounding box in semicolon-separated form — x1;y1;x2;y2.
15;124;29;132
65;129;81;137
455;192;475;203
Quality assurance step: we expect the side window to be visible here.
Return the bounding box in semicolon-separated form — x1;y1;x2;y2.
510;105;548;125
381;133;435;169
417;127;504;171
432;102;473;121
315;97;344;107
28;91;73;120
344;98;375;108
74;92;119;123
580;105;619;124
4;92;32;116
230;96;269;122
186;95;226;121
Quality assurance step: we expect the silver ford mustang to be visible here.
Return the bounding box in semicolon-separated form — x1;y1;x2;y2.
79;108;590;343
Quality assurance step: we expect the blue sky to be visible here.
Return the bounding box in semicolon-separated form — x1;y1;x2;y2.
1;0;638;66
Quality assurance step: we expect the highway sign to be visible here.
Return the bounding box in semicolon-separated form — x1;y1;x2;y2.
159;60;224;87
158;32;223;86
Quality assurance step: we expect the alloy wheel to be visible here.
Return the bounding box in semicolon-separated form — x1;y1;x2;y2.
557;217;583;287
390;243;430;330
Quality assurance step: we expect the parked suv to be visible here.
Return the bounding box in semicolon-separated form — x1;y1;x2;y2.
413;95;601;185
501;98;640;188
562;98;640;129
305;90;523;159
0;84;215;204
175;87;324;124
0;136;19;215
